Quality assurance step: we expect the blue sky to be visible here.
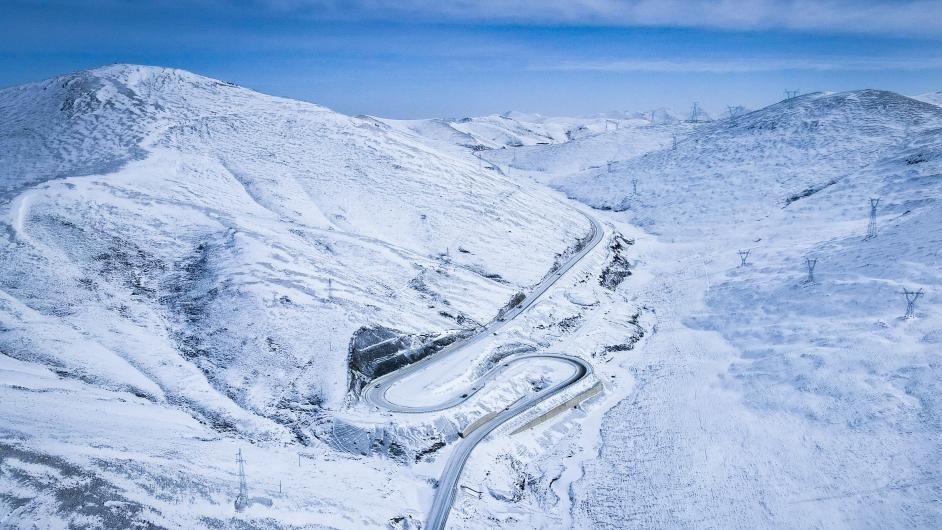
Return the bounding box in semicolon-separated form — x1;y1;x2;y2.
2;1;941;118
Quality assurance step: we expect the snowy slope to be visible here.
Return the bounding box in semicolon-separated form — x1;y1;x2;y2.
559;90;942;235
381;111;690;184
379;111;660;152
915;90;942;107
0;65;594;527
482;121;687;181
551;90;942;528
4;64;940;530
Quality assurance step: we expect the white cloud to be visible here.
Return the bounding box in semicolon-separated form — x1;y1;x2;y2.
271;0;942;36
538;56;942;73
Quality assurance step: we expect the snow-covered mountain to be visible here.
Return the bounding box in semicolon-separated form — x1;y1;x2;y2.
377;109;676;152
558;90;942;234
0;65;596;527
3;64;940;530
533;89;942;528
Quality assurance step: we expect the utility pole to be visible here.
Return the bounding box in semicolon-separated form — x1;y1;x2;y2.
865;197;880;240
607;161;614;173
672;134;677;150
903;288;924;319
327;278;332;300
631;178;638;195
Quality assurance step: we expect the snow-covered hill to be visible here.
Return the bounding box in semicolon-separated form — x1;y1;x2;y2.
547;90;942;528
0;65;593;527
4;64;939;530
378;109;675;153
558;90;942;235
915;90;942;107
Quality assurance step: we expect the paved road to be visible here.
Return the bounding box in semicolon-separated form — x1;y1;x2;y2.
363;215;602;412
362;213;603;529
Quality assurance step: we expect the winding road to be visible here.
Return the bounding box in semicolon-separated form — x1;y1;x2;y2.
363;213;604;529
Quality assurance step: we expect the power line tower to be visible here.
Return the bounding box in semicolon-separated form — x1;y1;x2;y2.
687;101;706;122
865;197;880;240
784;89;800;100
672;134;677;150
804;257;817;284
235;448;249;511
728;105;747;119
902;288;924;319
631;178;638;195
738;249;751;267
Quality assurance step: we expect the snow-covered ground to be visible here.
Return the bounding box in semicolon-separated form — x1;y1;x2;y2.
915;90;942;108
524;90;941;529
2;64;939;529
0;65;594;528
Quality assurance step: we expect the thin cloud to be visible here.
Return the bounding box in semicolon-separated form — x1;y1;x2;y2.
267;0;942;36
539;56;942;74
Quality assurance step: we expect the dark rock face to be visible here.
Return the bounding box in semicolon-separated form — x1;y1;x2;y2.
599;235;634;290
346;325;472;394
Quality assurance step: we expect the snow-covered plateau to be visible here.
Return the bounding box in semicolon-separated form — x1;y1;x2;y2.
1;65;939;530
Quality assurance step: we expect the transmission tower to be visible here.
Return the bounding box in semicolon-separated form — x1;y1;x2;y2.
672;134;677;150
688;101;706;122
804;257;817;284
738;249;751;267
631;178;638;195
784;89;800;100
902;288;924;319
235;448;249;511
865;197;880;240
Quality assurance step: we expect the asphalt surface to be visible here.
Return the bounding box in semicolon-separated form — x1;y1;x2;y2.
363;215;602;412
362;213;603;529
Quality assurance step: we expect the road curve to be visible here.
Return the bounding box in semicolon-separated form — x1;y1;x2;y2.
362;212;603;529
363;214;602;413
426;353;590;530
